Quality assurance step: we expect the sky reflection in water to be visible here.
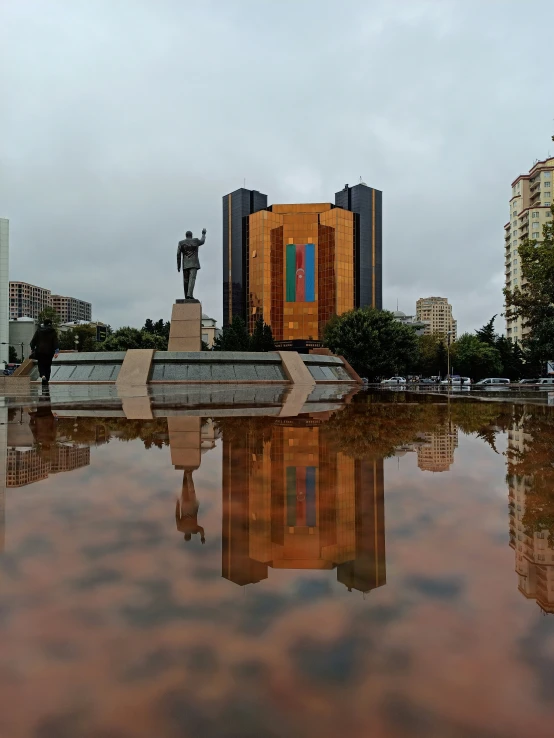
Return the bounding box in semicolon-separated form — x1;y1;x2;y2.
0;394;554;738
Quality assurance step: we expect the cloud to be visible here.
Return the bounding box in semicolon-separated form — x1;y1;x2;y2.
1;0;553;333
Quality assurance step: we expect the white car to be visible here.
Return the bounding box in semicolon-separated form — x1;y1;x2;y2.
381;376;406;385
440;377;471;386
474;378;510;386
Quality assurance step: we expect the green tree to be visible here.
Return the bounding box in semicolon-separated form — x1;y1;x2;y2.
322;308;419;380
436;340;448;377
450;333;502;380
475;315;498;346
213;316;251;351
139;332;167;350
495;335;524;380
37;306;61;329
8;345;20;363
504;206;554;368
98;324;168;352
99;327;143;351
59;325;97;352
141;319;170;345
249;317;276;352
417;334;440;376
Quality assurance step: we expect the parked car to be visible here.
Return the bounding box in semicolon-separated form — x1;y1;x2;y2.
474;378;510;386
380;376;406;385
518;378;539;384
2;363;20;376
440;376;471;386
420;377;439;384
537;378;554;386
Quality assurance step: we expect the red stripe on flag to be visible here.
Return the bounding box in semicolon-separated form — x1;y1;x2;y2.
296;466;306;526
296;244;305;302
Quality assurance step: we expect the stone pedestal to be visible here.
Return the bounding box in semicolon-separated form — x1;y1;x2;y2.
168;300;201;352
168;416;201;469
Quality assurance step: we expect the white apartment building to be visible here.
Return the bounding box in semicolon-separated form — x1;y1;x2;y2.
415;297;457;341
505;157;554;340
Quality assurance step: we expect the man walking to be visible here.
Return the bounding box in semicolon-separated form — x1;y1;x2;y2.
30;318;59;384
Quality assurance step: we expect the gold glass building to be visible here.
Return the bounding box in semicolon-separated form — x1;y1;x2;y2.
223;183;383;346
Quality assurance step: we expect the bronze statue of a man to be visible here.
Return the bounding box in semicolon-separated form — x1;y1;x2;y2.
177;228;206;300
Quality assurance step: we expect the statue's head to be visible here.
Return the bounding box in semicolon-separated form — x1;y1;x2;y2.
185;230;193;238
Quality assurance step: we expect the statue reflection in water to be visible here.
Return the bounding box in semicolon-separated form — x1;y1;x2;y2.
175;469;205;544
168;418;216;546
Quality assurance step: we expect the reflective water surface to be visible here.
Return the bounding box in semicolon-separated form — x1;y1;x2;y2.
1;393;554;737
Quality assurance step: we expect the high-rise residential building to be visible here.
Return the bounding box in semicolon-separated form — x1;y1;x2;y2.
9;281;92;323
505;157;554;341
222;182;383;345
9;281;51;320
415;296;457;340
0;219;9;366
49;294;92;323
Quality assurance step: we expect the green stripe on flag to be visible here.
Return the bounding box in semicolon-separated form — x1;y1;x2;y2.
286;244;296;302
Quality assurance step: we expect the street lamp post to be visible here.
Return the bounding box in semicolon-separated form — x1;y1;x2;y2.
447;331;453;383
74;335;79;353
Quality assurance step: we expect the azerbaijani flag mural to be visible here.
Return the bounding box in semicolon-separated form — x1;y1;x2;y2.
286;466;317;527
286;243;315;302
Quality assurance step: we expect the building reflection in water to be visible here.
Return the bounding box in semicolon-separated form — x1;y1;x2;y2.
508;417;554;614
417;423;458;473
221;414;386;594
0;399;91;552
393;421;459;474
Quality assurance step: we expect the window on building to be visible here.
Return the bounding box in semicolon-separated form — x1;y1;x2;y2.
532;211;539;217
544;171;551;178
533;232;540;239
545;202;551;207
545;182;551;188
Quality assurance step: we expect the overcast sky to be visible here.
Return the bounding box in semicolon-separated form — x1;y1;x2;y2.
1;0;553;334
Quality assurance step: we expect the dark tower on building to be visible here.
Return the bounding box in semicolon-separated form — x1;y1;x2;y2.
335;182;383;310
222;188;268;327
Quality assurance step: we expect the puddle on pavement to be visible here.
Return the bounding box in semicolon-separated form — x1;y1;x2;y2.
1;393;554;737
